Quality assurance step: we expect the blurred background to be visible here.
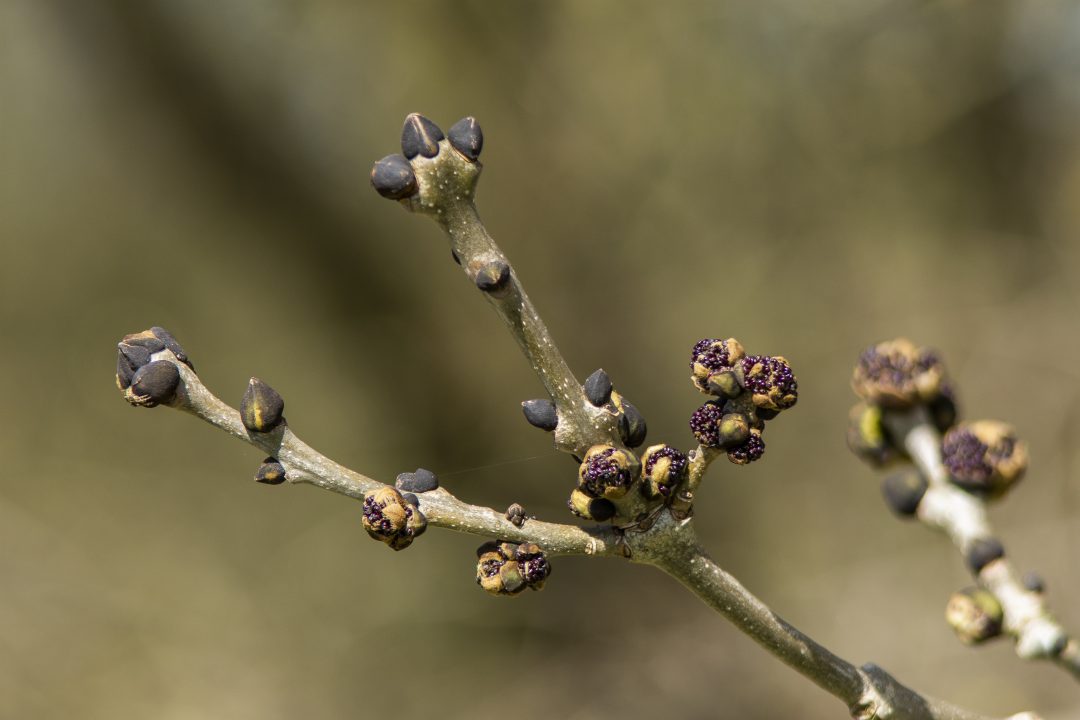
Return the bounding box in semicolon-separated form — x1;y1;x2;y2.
2;1;1079;718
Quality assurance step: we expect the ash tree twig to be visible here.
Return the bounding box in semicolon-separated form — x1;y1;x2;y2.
112;113;1046;720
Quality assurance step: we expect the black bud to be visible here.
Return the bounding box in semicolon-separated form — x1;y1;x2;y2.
583;369;612;407
1022;572;1045;594
506;503;526;527
123;335;166;354
966;538;1005;574
756;407;780;422
240;377;285;433
118;342;152;371
401;113;444;159
150;327;194;370
881;469;928;517
448;117;483;162
475;260;510;293
116;350;138;390
401;493;420;507
395;468;439;493
476;540;501;558
255;458;286;485
928;390;958;434
589;497;616;521
371;154;418;200
522;399;558;431
618;401;647;448
130;361;181;406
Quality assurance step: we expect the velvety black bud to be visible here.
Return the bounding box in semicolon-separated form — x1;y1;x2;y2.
401;493;419;507
1022;572;1045;594
395;468;439;493
727;429;765;465
129;361;181;407
946;587;1003;645
522;399;558;431
755;407;780;422
928;384;959;433
448;117;483;161
118;342;152;372
255;457;286;485
740;355;798;412
567;487;616;521
880;469;927;517
371;154;418;200
847;402;900;468
150;327;194;370
583;369;613;407
506;503;526;527
121;334;166;354
240;378;285;433
618;401;647;448
474;260;510;293
578;445;637;500
116;349;139;390
966;538;1006;574
690;401;725;448
401;113;444;159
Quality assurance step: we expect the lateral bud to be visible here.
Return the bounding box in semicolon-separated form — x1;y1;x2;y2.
474;260;511;293
124;361;181;407
395;468;439;493
401;113;444;160
255;457;287;485
371;154;419;200
522;399;558;432
240;377;285;433
448;117;483;162
583;369;613;407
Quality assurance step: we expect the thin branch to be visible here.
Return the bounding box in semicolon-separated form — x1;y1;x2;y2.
884;407;1080;679
165;355;621;558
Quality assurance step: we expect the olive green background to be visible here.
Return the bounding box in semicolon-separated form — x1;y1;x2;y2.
2;2;1079;718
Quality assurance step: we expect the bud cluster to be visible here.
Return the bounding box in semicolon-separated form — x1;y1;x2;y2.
362;486;427;551
116;327;192;408
688;338;798;465
847;339;1029;506
475;541;551;596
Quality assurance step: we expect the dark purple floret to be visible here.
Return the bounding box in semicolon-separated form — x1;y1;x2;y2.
690;402;724;447
942;430;991;484
691;338;734;372
741;355;798;397
728;433;765;464
644;445;688;477
857;347;910;387
363;496;394;534
520;555;551;585
580;448;632;497
478;557;503;579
